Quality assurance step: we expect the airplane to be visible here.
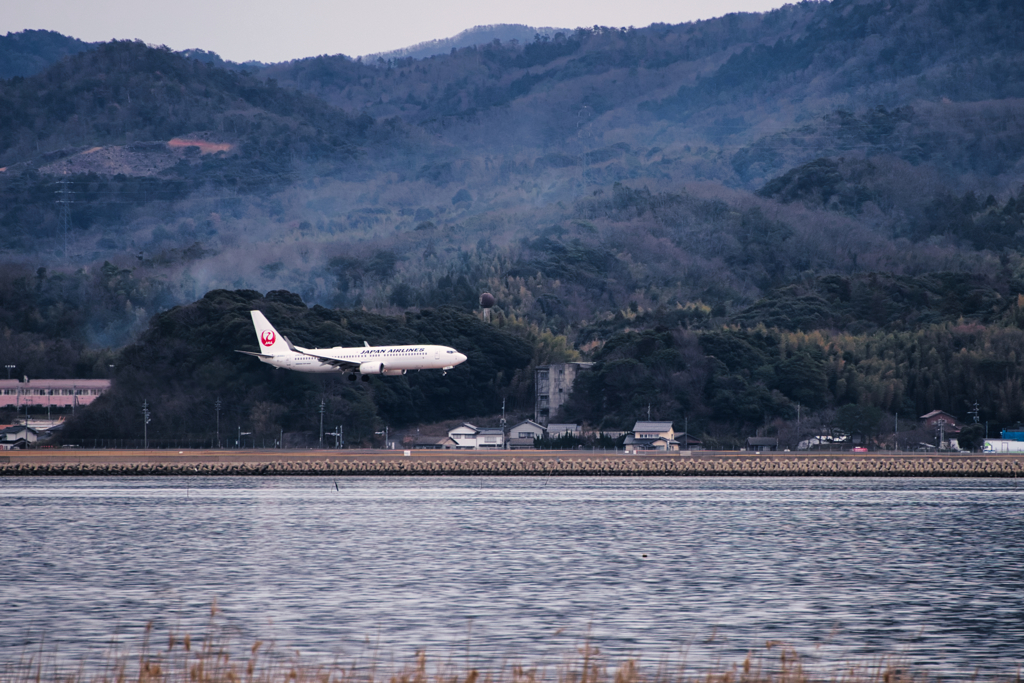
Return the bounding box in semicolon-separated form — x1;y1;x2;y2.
237;310;467;381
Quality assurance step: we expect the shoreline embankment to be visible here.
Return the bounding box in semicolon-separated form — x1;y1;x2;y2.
2;449;1023;476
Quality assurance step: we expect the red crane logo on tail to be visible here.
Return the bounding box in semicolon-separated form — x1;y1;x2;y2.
261;330;276;347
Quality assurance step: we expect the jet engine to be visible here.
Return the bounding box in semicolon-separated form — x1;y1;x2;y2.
359;362;406;376
359;361;383;375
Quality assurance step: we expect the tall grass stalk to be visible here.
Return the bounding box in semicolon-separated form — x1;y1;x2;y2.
2;612;1020;683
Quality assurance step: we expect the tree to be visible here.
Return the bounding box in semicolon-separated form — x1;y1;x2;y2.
835;404;883;447
957;423;985;452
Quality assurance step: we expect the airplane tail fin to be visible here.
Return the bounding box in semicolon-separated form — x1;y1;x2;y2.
250;310;290;354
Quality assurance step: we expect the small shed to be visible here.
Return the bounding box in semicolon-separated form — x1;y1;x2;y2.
413;436;457;449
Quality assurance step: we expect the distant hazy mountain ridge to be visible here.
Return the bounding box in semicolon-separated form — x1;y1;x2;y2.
360;24;569;62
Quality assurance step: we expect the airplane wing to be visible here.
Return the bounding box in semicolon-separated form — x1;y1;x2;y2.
305;352;358;368
288;338;361;370
302;350;361;370
235;350;273;358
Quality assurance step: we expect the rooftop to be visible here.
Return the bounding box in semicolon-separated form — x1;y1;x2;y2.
632;421;674;432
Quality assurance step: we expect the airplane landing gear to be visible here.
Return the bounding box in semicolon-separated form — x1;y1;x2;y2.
361;375;370;382
348;373;357;381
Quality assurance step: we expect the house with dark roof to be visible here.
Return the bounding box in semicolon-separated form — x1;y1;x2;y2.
623;421;680;453
679;432;703;450
1;424;38;450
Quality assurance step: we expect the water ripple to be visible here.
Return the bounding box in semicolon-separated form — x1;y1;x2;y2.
1;477;1022;676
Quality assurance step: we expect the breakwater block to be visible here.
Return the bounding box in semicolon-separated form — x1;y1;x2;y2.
2;457;1023;477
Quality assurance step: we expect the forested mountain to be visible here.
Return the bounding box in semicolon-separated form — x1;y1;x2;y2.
0;30;95;79
362;24;567;62
3;0;1024;445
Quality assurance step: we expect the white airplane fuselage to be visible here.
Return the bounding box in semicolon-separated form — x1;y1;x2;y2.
238;310;467;377
261;343;465;375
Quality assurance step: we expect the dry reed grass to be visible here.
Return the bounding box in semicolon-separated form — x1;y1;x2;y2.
2;605;1020;683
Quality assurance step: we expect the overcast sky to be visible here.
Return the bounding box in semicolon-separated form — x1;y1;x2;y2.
3;0;792;64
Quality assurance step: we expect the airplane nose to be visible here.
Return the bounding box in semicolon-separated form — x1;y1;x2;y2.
456;353;467;365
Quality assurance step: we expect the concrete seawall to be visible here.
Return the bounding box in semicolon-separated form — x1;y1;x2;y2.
2;450;1023;477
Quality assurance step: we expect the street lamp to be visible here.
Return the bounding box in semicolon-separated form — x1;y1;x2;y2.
4;364;13;380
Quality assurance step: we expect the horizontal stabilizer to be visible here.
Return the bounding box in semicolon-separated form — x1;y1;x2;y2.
235;350;273;358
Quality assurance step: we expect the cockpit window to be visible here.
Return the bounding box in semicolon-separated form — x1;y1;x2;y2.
447;350;454;353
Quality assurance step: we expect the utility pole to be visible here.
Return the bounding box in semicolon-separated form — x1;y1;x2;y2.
55;175;73;260
215;398;221;448
319;399;325;448
142;401;151;450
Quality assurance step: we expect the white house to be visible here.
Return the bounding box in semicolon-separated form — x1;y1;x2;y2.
447;423;505;449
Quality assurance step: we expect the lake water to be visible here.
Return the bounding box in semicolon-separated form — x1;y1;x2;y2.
1;477;1023;678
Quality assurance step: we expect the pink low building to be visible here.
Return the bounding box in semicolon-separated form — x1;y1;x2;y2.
0;379;111;408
